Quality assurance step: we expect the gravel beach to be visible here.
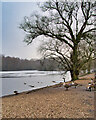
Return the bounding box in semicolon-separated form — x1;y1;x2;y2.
2;73;95;119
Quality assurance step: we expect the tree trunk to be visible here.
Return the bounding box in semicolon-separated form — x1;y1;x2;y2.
70;69;79;81
70;44;79;81
87;59;91;74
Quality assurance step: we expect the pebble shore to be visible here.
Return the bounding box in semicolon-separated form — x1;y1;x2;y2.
2;73;95;118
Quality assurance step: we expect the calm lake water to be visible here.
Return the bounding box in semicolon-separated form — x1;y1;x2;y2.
0;70;71;97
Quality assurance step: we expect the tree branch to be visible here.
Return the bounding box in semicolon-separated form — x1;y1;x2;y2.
83;28;96;35
55;2;75;42
36;23;74;48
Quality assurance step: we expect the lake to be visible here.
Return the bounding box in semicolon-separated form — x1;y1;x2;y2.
0;70;71;97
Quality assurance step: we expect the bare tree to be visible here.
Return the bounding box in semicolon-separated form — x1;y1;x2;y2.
20;0;96;81
39;36;94;77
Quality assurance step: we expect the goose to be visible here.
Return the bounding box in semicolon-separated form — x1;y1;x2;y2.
88;82;92;85
86;83;96;91
86;85;91;91
14;90;18;95
88;79;94;86
52;81;56;83
63;77;65;82
87;84;94;91
63;82;71;91
29;85;34;87
71;82;78;88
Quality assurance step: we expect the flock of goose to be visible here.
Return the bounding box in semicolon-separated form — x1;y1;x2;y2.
63;78;96;91
14;79;78;94
63;81;78;90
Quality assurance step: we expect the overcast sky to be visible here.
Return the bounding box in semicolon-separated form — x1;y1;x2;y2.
2;2;43;60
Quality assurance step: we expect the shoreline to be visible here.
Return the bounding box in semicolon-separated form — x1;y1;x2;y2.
1;72;95;98
1;83;63;98
2;73;95;118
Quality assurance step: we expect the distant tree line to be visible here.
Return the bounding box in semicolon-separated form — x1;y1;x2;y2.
0;55;94;73
1;55;59;71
